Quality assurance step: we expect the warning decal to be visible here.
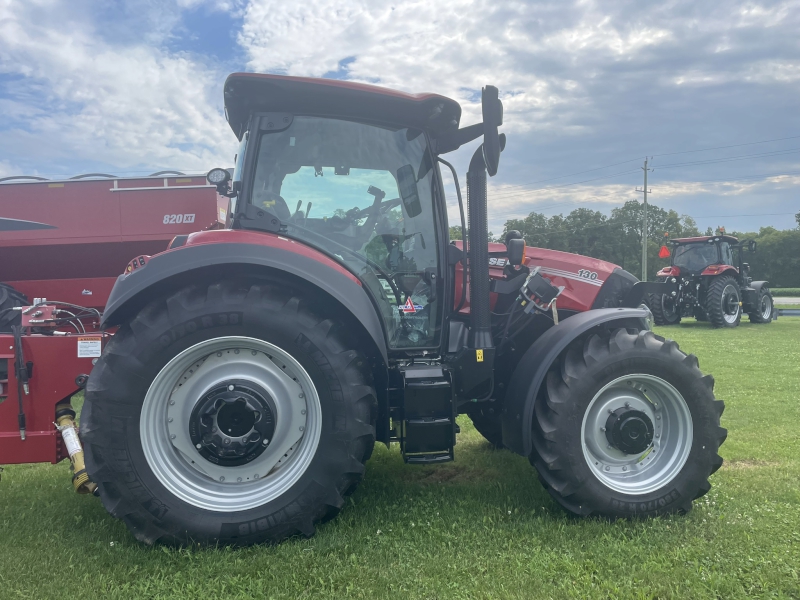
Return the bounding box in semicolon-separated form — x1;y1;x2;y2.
77;336;102;358
399;297;423;314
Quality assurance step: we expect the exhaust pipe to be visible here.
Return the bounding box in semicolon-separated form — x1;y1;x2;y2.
466;147;493;351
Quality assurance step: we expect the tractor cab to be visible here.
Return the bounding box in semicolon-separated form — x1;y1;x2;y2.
665;235;740;276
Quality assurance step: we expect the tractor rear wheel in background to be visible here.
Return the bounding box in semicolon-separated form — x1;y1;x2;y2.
82;278;376;546
705;275;741;328
648;293;681;326
0;282;28;333
748;287;774;324
468;406;504;449
529;328;725;518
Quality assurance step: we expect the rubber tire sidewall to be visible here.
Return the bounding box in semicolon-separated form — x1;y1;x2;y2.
705;275;741;328
748;288;773;323
532;331;723;517
83;281;373;545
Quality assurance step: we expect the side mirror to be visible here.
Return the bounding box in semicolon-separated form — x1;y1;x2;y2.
396;164;422;217
507;238;525;266
481;86;504;177
207;168;232;196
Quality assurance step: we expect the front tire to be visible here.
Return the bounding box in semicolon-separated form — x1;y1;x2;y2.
530;328;726;518
468;406;504;449
705;275;741;328
82;278;376;546
748;288;774;324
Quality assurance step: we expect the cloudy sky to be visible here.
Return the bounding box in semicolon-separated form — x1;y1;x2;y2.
1;0;799;234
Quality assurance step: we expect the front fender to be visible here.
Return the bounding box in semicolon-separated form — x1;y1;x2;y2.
101;241;389;363
500;307;650;457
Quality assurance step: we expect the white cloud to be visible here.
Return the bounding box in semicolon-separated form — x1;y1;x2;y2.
0;0;235;176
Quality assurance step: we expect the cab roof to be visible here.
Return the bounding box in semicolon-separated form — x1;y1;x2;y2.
671;235;739;245
223;73;462;141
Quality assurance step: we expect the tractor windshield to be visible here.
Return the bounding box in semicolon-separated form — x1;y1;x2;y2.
249;116;441;349
673;243;720;273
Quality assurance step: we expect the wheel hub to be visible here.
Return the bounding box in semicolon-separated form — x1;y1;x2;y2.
189;380;276;467
605;407;654;454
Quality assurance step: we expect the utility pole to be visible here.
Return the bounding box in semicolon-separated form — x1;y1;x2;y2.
636;159;653;281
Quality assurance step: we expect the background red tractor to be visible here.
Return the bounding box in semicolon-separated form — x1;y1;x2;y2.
648;234;774;328
1;74;725;547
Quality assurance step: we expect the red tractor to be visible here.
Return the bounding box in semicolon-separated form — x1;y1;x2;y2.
648;234;774;328
1;74;725;547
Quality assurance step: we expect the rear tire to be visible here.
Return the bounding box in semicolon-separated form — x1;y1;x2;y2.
648;293;681;326
82;278;376;546
705;275;741;328
530;328;725;518
748;288;773;324
0;283;28;333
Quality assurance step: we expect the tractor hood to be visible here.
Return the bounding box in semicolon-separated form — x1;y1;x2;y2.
223;73;462;140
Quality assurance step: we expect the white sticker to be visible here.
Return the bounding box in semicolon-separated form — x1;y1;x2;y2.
61;426;83;457
77;336;102;358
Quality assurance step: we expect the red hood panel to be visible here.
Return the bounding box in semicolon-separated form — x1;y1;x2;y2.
454;242;623;313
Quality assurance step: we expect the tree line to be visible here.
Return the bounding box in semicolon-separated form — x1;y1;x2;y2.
450;202;800;287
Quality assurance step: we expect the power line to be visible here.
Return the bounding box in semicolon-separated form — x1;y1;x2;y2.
651;134;800;158
467;133;800;199
654;147;800;169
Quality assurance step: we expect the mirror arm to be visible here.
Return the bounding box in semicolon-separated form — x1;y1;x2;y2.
436;123;484;154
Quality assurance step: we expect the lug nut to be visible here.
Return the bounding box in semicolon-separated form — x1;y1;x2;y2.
605;466;611;471
262;439;269;445
228;384;235;391
301;409;307;415
624;402;630;408
196;443;202;449
600;427;606;432
622;466;628;471
219;476;225;482
170;434;176;439
299;393;304;399
223;438;231;445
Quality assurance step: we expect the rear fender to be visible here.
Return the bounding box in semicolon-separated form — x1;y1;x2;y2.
101;241;389;365
701;265;738;277
742;280;770;311
500;308;650;457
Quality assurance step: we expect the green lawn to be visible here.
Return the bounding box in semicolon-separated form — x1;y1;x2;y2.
1;319;799;599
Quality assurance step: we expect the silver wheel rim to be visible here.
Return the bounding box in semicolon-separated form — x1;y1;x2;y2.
140;336;321;512
722;284;740;324
761;294;772;319
581;374;693;495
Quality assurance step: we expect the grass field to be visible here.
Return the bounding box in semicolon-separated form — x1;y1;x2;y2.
1;318;798;599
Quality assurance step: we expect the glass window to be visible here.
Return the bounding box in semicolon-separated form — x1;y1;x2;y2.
250;116;440;349
673;243;720;272
719;242;734;266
